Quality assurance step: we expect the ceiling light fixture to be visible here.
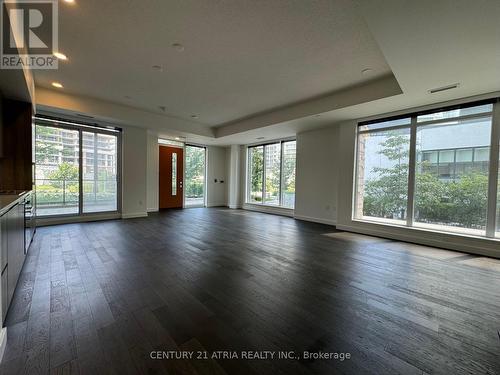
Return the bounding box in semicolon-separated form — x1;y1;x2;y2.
63;0;75;3
53;52;68;60
428;83;460;94
152;65;163;72
51;82;63;88
172;43;185;52
191;115;198;119
175;137;181;140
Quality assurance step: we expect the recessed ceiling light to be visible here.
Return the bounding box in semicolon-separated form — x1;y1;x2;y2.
361;68;373;75
172;43;185;52
175;137;180;140
63;0;75;3
53;52;68;60
191;115;198;119
51;82;63;88
152;65;163;72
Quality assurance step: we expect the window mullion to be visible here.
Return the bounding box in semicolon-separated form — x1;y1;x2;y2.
262;145;266;205
78;129;83;215
486;101;500;237
406;117;417;227
279;142;284;206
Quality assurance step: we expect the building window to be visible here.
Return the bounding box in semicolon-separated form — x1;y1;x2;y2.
354;101;500;238
247;140;296;209
35;117;121;217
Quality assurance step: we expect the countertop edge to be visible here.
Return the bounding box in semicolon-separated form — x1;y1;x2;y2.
0;191;32;216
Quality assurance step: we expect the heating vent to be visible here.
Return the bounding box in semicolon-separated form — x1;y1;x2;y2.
429;83;460;94
76;113;95;119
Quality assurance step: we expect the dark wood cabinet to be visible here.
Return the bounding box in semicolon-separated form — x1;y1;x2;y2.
0;99;33;191
6;203;24;307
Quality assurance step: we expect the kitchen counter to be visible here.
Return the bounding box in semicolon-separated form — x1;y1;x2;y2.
0;192;27;216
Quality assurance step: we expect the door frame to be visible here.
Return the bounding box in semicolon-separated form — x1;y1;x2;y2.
158;143;184;209
158;140;208;209
184;143;208;208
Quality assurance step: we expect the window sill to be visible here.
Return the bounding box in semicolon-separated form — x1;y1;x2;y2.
351;217;500;242
243;203;294;217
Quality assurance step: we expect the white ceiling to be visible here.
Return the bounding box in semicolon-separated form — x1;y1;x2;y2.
34;0;391;126
34;0;500;146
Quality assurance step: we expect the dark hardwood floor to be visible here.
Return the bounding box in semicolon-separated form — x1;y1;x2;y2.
1;208;500;374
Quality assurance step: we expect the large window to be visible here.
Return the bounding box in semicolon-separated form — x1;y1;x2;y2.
354;101;500;238
249;146;264;203
355;119;411;224
35;126;80;216
82;132;118;212
247;140;296;209
185;145;206;207
35;118;120;217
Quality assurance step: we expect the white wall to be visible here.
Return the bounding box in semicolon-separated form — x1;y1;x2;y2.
294;126;340;225
146;132;159;212
227;145;244;208
122;126;148;218
207;146;228;207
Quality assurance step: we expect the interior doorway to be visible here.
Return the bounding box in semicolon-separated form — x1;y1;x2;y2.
159;145;183;209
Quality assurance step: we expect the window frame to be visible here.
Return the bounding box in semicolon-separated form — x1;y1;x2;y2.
246;138;296;209
353;99;500;238
34;115;122;219
184;143;207;208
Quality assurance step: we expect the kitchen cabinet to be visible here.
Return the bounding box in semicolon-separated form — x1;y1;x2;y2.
0;199;26;326
6;203;24;306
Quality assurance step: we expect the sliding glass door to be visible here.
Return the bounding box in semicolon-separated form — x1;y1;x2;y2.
82;132;118;212
35;119;121;217
185;145;206;207
35;125;80;216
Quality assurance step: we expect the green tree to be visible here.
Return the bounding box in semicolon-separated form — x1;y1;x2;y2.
48;162;79;187
363;131;409;219
185;146;205;198
250;147;263;200
363;132;489;229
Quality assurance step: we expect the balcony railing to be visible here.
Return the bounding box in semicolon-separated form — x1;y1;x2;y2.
35;178;117;216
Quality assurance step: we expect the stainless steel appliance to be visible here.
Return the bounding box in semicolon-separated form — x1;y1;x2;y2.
23;192;35;253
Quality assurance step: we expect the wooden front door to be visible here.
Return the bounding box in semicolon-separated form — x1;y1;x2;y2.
159;146;183;208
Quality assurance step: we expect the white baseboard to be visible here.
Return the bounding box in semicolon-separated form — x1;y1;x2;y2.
294;215;337;226
37;213;121;226
206;203;226;208
121;212;148;219
147;208;159;213
0;327;6;364
228;205;242;209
